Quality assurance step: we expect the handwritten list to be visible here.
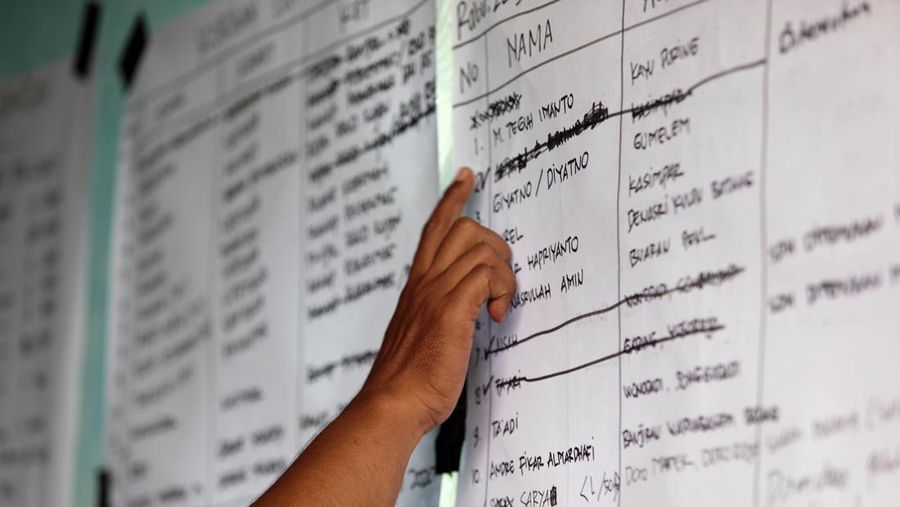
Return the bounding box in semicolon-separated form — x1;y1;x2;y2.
103;0;900;505
106;0;440;505
451;0;900;505
0;59;93;507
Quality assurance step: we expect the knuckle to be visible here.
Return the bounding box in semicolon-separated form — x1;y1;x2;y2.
487;228;510;248
503;272;517;292
473;263;494;279
495;264;515;287
453;216;479;235
507;266;518;285
473;242;496;261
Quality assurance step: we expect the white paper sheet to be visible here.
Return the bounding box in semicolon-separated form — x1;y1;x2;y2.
106;0;441;505
450;0;900;505
296;0;442;503
0;59;93;507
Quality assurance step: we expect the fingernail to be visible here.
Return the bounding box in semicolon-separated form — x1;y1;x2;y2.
455;167;471;182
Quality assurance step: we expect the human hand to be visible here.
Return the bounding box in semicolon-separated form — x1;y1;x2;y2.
359;167;516;435
256;168;515;506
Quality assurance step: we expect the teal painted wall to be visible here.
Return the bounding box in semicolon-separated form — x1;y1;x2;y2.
77;2;210;503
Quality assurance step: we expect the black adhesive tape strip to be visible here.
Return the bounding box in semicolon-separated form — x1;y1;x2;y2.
119;14;148;91
73;2;101;79
434;382;466;475
97;468;111;507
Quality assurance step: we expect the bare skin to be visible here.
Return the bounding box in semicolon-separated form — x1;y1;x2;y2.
255;168;516;506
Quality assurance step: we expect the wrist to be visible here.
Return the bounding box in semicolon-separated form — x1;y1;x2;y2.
354;384;434;441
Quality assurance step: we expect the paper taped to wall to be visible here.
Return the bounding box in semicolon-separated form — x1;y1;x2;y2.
105;0;441;505
0;58;93;507
450;0;900;505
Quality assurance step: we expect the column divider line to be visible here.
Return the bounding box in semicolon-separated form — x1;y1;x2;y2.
753;0;775;505
615;1;627;506
206;60;226;507
483;31;494;507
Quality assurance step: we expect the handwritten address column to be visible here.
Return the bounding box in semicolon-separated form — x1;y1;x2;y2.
211;26;301;503
617;1;770;504
297;0;442;499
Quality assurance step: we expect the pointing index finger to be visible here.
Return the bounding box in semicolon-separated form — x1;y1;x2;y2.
411;168;476;277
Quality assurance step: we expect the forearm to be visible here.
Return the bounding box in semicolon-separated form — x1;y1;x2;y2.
255;389;425;506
